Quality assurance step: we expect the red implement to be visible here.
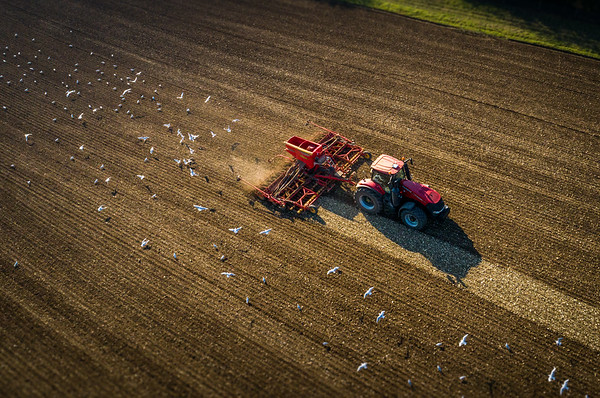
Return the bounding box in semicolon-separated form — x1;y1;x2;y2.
244;122;368;213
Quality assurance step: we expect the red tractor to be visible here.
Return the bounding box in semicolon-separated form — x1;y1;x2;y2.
354;154;449;230
239;122;449;230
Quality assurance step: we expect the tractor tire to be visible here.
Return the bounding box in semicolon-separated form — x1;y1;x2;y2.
399;206;428;231
362;151;372;160
355;188;383;215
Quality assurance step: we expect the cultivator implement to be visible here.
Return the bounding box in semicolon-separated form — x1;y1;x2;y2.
240;122;368;213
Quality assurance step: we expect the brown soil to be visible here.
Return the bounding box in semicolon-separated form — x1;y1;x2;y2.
1;0;598;396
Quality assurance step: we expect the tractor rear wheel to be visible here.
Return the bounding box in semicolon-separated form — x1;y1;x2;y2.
399;206;428;230
355;188;383;215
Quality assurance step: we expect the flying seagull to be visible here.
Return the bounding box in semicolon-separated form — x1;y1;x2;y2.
560;379;569;395
97;205;106;212
327;266;339;275
459;334;468;347
556;337;563;346
548;367;556;382
136;174;145;180
193;205;208;211
357;363;368;372
210;131;216;138
177;92;183;99
221;272;235;278
141;238;150;248
229;227;242;234
205;95;210;103
376;311;385;323
138;136;149;142
363;287;374;298
24;133;32;142
259;228;271;235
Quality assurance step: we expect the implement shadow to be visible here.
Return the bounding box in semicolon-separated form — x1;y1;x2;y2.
321;192;481;285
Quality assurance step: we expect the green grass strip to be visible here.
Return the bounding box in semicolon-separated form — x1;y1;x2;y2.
342;0;600;59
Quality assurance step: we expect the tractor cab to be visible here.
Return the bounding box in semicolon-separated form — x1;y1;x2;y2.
370;154;411;190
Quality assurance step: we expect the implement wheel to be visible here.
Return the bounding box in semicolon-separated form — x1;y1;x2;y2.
362;151;372;160
355;188;383;215
399;206;428;230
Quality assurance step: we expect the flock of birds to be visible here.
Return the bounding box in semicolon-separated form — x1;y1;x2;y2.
1;31;588;396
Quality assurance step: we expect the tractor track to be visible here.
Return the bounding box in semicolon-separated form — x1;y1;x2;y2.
1;0;599;396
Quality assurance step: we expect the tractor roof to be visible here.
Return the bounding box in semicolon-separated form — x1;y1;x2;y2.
371;154;404;175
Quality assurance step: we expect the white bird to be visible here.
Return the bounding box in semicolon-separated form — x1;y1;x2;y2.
229;227;242;234
190;169;198;177
97;205;106;212
245;297;250;305
459;334;468;347
220;255;226;261
78;113;83;120
376;311;385;323
262;277;266;284
548;367;556;382
327;266;339;275
221;272;235;278
94;179;99;185
24;133;32;142
437;365;443;373
66;89;75;97
210;131;216;138
79;145;84;151
100;164;105;170
357;363;368;372
105;177;111;183
560;379;569;395
163;123;171;129
459;376;467;383
205;95;210;103
188;133;198;141
188;147;194;155
436;342;443;347
173;253;177;259
363;287;374;298
408;379;412;388
136;174;145;180
259;228;271;235
297;304;302;311
224;126;231;133
505;342;511;351
151;194;157;199
556;337;563;346
121;88;131;97
13;261;19;268
141;238;150;248
193;205;208;211
177;92;183;99
232;119;240;122
212;244;218;250
150;147;155;154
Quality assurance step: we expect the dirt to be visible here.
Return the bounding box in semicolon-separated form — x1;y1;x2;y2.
1;0;599;396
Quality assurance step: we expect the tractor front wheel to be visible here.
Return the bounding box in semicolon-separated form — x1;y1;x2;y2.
355;188;383;215
399;206;428;230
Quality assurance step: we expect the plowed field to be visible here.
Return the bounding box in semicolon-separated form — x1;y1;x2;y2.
1;0;599;396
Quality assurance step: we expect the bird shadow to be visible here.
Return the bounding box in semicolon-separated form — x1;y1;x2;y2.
321;191;481;284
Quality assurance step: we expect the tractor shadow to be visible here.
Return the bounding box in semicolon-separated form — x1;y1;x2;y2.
323;190;481;285
367;216;482;285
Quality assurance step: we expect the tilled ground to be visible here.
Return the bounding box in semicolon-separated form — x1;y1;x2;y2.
0;0;599;396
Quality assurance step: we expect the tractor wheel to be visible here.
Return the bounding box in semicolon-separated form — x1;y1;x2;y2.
355;188;383;215
362;151;372;160
399;206;428;230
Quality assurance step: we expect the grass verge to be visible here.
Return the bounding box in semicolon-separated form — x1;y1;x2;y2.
340;0;600;59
